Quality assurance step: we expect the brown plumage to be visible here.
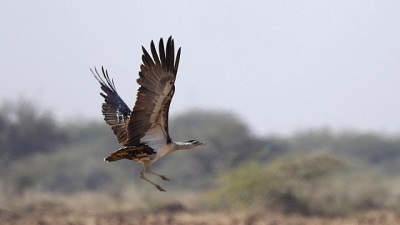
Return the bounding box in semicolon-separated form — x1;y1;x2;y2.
92;37;204;191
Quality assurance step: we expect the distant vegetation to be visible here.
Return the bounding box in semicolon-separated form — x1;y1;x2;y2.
0;99;67;161
1;99;400;216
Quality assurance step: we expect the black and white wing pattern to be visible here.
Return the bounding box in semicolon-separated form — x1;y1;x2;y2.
92;67;132;145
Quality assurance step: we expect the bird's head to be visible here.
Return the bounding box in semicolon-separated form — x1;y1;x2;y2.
186;140;205;147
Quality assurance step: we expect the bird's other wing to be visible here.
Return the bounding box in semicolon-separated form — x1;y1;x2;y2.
92;67;132;145
126;36;181;146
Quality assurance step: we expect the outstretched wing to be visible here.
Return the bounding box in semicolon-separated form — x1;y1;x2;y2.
126;36;181;146
92;67;132;144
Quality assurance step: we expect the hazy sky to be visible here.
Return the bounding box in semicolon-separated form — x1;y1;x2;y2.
1;1;399;135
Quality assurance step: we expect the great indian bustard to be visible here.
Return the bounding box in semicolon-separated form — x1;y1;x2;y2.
91;37;204;191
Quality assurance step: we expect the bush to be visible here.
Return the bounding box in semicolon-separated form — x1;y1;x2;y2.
204;153;370;216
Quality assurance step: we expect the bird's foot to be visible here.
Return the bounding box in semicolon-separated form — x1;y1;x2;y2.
160;175;170;181
155;184;166;192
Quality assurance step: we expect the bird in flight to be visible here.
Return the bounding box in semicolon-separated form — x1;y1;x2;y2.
92;37;204;191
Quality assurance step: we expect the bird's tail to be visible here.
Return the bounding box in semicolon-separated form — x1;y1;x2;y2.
104;148;130;162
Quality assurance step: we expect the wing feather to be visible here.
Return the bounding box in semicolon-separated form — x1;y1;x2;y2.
151;40;161;65
91;67;132;144
126;36;181;146
142;46;155;67
159;38;167;70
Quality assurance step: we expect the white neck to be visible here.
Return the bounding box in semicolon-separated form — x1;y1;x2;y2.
171;141;197;151
156;141;200;159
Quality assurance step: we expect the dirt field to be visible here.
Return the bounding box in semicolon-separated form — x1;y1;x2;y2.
1;206;400;225
2;191;400;225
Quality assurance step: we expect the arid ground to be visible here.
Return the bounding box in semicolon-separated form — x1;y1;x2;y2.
2;207;400;225
1;192;399;225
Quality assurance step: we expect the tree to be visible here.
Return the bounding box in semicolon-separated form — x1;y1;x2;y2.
0;99;67;161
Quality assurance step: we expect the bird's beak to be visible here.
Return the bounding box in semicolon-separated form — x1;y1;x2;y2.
199;142;207;146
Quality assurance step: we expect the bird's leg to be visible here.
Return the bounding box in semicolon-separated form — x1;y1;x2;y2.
139;165;166;192
145;166;170;181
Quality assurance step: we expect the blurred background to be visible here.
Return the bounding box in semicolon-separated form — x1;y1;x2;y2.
1;1;400;224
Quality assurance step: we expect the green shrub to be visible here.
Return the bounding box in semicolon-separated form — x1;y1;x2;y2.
204;153;361;215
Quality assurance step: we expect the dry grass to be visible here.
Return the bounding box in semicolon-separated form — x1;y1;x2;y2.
2;191;400;225
2;207;400;225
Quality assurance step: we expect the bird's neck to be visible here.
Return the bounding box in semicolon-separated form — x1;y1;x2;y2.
170;141;196;151
157;141;194;158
